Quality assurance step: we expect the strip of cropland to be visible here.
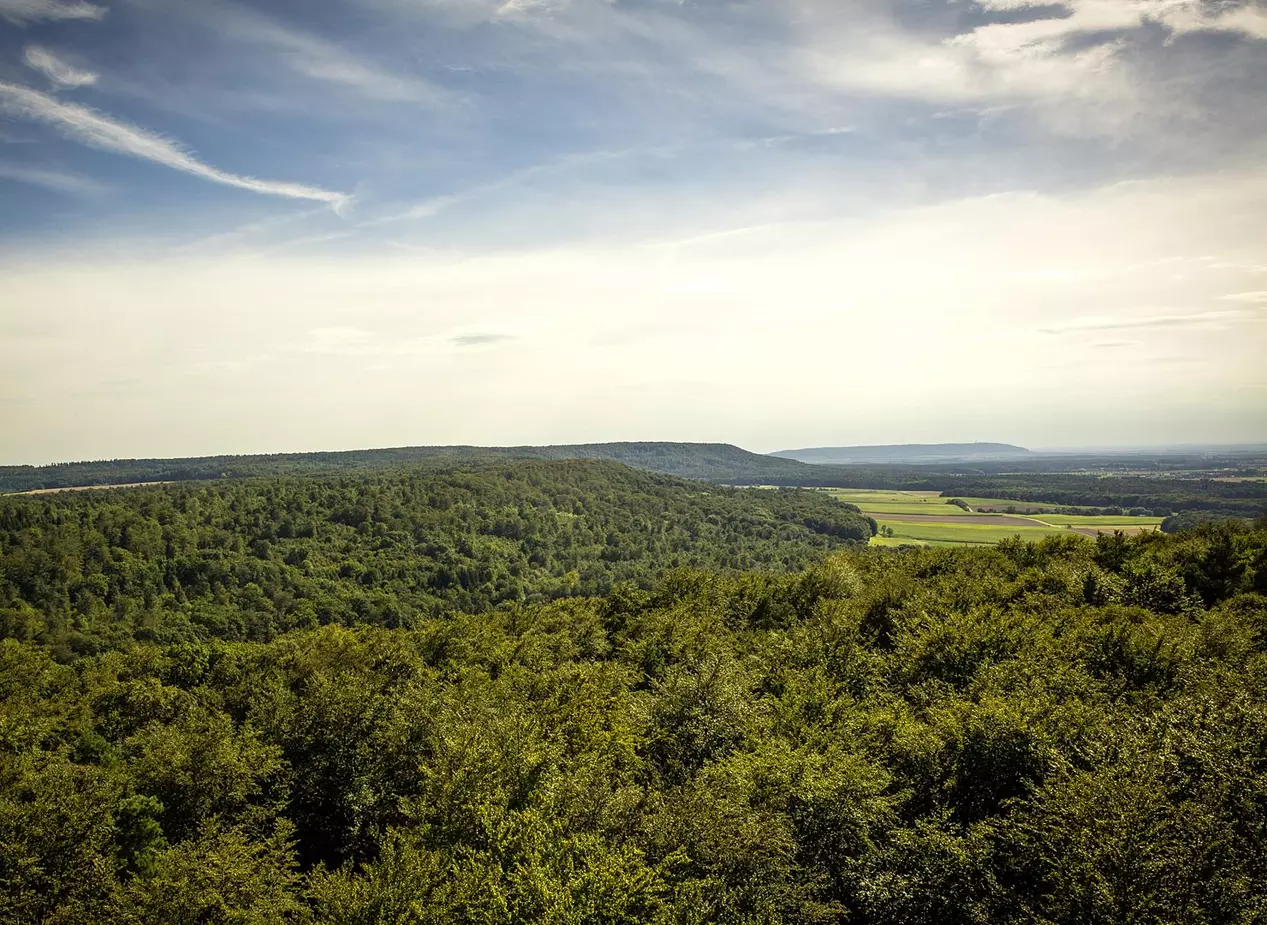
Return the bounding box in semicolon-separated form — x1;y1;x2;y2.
823;488;1163;546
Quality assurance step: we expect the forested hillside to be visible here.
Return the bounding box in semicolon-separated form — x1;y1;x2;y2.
0;461;874;656
2;521;1266;923
0;442;811;494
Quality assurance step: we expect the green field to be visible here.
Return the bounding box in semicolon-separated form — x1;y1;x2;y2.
819;488;1163;547
825;488;1084;513
1030;513;1165;527
825;489;944;503
873;520;1067;546
852;502;979;515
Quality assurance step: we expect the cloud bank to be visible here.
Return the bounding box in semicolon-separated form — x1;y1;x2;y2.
1;0;1265;459
3;169;1264;461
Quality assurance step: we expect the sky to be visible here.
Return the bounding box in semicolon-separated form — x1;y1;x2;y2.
1;0;1266;464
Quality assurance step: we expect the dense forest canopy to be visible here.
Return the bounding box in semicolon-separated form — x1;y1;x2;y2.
0;461;874;657
2;518;1266;924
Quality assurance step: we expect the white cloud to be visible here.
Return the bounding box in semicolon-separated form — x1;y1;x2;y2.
1126;0;1267;40
23;46;99;89
0;82;350;205
969;0;1267;41
1222;291;1267;303
797;0;1267;132
0;0;104;24
1039;309;1248;334
805;11;1130;110
0;160;107;195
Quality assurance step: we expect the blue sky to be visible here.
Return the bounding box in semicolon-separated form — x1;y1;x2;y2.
1;0;1266;463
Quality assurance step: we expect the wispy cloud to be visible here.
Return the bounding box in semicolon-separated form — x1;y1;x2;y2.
1222;291;1267;304
0;0;105;24
364;150;634;227
236;13;440;103
452;332;513;347
0;160;107;195
126;0;444;104
1041;310;1248;334
0;82;349;205
23;46;99;88
292;327;517;357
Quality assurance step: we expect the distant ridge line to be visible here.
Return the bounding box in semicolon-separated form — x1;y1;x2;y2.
771;443;1032;465
0;441;811;494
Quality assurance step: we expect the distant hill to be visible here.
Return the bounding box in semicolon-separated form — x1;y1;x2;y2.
5;441;1264;517
771;442;1032;465
0;442;814;493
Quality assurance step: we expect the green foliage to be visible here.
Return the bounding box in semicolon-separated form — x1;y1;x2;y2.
1161;510;1249;533
2;502;1267;923
0;461;871;654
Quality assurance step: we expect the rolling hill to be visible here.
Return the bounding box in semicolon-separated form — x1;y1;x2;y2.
0;442;813;493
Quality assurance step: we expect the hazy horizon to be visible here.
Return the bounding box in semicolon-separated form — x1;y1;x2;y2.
3;0;1266;463
10;436;1267;470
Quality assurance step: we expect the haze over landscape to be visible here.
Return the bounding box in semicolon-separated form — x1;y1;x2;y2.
3;0;1267;464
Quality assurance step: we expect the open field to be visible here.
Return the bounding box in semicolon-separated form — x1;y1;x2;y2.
824;489;944;502
825;488;1106;515
1032;513;1165;527
874;520;1066;545
954;497;1070;513
819;488;1164;546
877;512;1042;528
841;502;980;515
871;517;1160;546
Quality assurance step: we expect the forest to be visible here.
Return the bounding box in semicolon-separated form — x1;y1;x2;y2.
5;441;1264;520
0;461;875;657
0;442;810;494
2;507;1266;924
